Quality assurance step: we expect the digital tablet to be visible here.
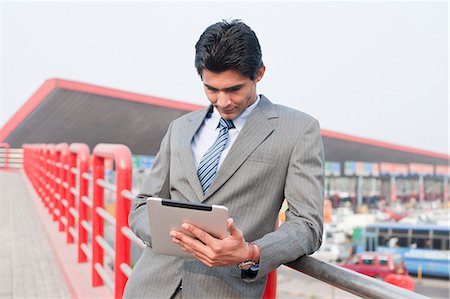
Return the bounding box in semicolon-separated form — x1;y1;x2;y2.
146;197;229;258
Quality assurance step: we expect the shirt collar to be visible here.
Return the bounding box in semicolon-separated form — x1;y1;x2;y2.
209;95;261;131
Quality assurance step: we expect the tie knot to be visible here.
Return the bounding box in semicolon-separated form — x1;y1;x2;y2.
219;118;235;130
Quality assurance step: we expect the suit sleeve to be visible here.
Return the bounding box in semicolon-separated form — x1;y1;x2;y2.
252;118;325;280
128;122;173;246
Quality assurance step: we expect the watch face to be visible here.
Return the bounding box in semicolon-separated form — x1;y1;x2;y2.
238;261;256;270
249;264;260;271
241;263;253;270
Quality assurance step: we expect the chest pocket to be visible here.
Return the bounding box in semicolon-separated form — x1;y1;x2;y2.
246;150;278;164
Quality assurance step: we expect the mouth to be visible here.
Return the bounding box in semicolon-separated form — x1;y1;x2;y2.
217;107;235;114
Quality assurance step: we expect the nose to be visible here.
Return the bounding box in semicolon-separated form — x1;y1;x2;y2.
216;92;231;108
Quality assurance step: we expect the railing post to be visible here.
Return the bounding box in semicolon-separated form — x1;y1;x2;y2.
56;143;69;232
54;146;62;224
69;143;90;262
262;220;278;299
93;143;132;299
29;145;36;188
34;145;40;189
43;145;52;212
92;153;105;287
66;146;76;244
47;145;59;221
263;271;277;299
40;145;48;208
23;145;28;174
115;150;132;299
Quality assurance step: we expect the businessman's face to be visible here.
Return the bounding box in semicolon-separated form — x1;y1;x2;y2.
202;66;265;120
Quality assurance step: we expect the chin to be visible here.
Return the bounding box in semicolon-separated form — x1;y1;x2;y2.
219;112;234;120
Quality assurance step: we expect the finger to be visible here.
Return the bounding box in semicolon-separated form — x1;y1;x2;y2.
182;223;216;246
227;219;243;240
176;238;216;265
186;246;227;267
172;235;204;257
227;218;237;234
171;230;207;251
171;229;220;264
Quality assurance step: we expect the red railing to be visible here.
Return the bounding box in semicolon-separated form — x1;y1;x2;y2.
0;142;10;169
55;143;70;232
69;143;91;262
23;143;276;299
91;143;132;298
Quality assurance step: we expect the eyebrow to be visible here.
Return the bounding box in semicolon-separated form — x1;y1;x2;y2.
204;83;244;92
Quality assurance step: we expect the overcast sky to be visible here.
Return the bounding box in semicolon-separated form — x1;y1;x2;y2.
1;1;448;154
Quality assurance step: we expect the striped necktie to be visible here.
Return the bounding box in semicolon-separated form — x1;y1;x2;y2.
197;118;235;194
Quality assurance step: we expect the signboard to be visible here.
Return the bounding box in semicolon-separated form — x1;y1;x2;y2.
435;165;450;177
363;162;379;177
344;161;357;176
409;163;434;176
344;161;379;177
379;162;409;176
325;162;340;176
132;155;141;169
104;158;114;170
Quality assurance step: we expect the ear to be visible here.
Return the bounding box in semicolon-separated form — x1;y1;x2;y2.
255;65;266;82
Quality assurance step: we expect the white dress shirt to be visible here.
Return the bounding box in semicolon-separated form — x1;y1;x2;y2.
191;95;261;170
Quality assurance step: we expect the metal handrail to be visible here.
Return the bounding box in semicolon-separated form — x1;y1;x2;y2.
96;206;117;226
94;263;114;291
121;226;146;249
81;243;92;260
286;256;428;299
0;143;10;169
82;196;93;207
95;235;115;260
97;178;116;193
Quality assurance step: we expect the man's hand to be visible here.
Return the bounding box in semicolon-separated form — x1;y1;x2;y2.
169;218;258;267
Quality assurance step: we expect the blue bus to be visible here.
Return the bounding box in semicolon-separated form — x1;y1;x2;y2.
355;223;450;278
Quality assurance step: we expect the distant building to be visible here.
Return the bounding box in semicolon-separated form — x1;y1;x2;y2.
1;79;448;206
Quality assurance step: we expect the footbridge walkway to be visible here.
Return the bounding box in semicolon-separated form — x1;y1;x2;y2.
0;143;427;299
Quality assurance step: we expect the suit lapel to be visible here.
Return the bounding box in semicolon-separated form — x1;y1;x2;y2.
178;107;210;201
203;96;278;201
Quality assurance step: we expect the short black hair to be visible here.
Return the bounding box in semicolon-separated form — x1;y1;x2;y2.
195;19;263;80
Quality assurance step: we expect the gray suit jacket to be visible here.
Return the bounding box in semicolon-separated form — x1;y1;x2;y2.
123;96;325;299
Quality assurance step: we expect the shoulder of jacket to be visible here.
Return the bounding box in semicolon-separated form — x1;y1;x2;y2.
274;104;318;124
170;108;207;125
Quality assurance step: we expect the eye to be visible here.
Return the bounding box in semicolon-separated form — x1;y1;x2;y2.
206;86;218;92
227;86;241;92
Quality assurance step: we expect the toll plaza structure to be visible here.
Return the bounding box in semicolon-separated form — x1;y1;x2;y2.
1;78;448;210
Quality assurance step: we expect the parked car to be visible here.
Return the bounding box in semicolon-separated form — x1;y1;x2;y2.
339;252;406;278
338;252;414;291
311;243;340;263
311;243;351;263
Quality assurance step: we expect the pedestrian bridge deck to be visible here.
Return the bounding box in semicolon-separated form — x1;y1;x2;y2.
0;170;111;299
1;170;70;298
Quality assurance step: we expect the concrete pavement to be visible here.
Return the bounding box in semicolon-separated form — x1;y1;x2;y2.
0;170;70;298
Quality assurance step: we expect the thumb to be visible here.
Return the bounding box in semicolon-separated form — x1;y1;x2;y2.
227;218;237;234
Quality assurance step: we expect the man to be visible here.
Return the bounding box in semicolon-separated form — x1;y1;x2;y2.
124;19;324;299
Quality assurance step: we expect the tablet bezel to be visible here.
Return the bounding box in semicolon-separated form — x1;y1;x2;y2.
146;197;229;258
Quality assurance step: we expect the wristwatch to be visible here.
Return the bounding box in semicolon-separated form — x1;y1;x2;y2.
239;262;260;280
237;242;259;280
